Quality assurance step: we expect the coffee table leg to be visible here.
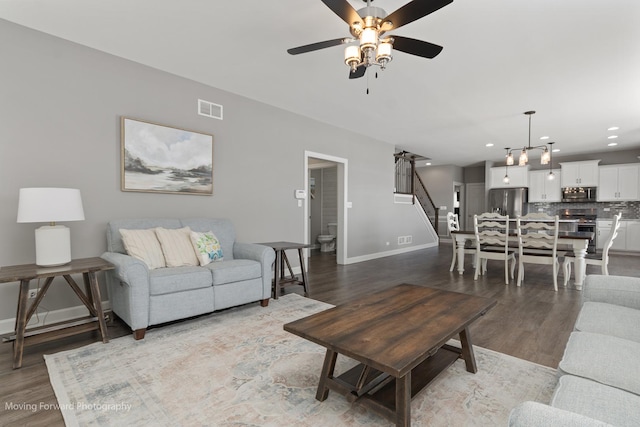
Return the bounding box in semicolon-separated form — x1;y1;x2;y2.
459;327;477;373
316;349;338;401
396;371;411;427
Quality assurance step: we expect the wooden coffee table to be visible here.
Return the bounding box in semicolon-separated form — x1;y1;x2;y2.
283;284;497;427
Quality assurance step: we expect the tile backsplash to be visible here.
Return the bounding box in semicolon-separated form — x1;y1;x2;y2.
527;201;640;220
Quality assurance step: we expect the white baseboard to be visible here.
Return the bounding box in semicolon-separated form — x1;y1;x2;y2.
0;301;111;336
344;243;438;265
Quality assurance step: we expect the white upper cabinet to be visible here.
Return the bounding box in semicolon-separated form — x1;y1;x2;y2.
560;160;600;187
598;164;640;201
528;169;561;202
490;165;529;188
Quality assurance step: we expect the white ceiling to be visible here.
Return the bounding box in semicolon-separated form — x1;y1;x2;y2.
2;0;639;167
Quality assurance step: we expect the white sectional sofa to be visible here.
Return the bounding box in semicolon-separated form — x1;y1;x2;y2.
509;274;640;426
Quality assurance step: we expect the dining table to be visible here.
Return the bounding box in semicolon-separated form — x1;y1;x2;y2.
451;230;595;290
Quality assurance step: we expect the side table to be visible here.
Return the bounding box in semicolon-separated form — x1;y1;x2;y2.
0;257;114;369
258;242;311;299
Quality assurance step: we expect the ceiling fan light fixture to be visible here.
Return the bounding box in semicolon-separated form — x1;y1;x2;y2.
376;39;393;67
344;45;361;69
360;27;378;51
287;0;452;80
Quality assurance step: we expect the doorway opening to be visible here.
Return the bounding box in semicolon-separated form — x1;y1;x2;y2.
453;182;463;231
304;151;348;266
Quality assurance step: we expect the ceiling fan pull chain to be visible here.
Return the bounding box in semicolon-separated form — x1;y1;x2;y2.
366;68;370;94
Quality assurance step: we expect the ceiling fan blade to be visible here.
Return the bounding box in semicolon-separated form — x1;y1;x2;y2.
287;38;348;55
320;0;364;27
383;0;453;31
349;65;367;79
392;36;443;59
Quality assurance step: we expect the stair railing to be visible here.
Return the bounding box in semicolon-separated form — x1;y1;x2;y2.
413;171;438;233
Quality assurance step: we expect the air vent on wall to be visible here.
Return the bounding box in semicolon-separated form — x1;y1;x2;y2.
198;99;223;120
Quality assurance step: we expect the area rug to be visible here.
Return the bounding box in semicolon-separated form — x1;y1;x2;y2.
45;294;557;426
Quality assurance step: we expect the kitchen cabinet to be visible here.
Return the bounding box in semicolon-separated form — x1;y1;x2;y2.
528;169;561;202
560;160;600;187
596;220;640;252
597;164;640;201
627;222;640;252
490;165;529;188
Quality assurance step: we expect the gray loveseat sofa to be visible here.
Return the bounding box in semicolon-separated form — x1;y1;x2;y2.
509;275;640;426
101;218;275;340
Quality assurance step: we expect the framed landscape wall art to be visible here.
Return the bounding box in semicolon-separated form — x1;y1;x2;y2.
121;117;213;195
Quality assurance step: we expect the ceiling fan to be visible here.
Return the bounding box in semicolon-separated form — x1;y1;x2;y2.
287;0;453;79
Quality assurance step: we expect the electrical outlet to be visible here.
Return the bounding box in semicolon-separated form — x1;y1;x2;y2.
406;235;412;244
28;289;38;299
398;236;406;245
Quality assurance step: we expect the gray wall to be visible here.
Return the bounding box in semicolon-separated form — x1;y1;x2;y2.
464;165;486;183
0;20;435;325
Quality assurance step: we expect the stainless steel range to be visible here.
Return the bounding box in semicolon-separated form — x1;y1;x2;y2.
558;208;597;253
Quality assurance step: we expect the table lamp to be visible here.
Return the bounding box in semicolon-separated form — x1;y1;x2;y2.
17;188;85;266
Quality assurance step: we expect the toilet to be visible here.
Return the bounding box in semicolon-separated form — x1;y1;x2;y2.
317;222;337;252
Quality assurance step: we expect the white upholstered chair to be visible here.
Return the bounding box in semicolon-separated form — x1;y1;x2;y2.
563;212;622;287
473;212;516;285
446;212;476;272
516;213;561;291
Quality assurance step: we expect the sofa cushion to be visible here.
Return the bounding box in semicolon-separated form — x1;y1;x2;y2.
180;218;236;260
107;219;182;254
155;227;199;267
205;259;261;286
508;401;613;427
190;231;224;265
119;228;166;269
575;302;640;343
551;375;640;427
558;332;640;395
149;267;212;295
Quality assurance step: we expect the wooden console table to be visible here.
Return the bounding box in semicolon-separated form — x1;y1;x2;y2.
0;257;114;369
258;242;311;299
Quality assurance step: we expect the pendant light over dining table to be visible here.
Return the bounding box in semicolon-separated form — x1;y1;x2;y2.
503;111;557;184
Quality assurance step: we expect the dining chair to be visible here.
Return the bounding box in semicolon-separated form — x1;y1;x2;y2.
473;212;516;284
446;212;476;272
515;213;561;291
563;213;622;287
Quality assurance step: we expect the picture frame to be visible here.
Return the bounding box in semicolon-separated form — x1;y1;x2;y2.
121;117;213;195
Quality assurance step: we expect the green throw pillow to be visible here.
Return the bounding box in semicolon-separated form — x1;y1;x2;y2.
190;231;223;266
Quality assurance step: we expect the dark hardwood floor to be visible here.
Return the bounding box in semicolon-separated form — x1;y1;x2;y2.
1;244;637;426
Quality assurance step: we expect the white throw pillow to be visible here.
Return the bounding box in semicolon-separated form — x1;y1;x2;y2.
190;231;224;266
155;227;199;267
119;228;166;269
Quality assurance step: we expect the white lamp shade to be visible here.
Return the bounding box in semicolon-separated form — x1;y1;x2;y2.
17;188;85;223
360;28;378;50
376;41;393;62
344;45;361;65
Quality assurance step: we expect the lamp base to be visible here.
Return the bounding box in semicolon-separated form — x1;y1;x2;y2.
35;225;71;267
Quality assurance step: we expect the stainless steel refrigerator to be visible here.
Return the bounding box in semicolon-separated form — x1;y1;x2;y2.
488;188;528;217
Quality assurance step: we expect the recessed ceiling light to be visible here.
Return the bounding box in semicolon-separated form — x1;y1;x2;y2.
608;142;618;147
552;149;560;153
540;136;550;140
425;162;431;166
485;143;494;147
608;135;618;139
608;127;619;131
